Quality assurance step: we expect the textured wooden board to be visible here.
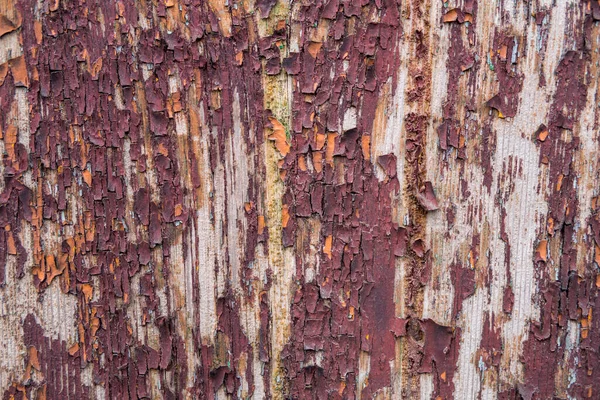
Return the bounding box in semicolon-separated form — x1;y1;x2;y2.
0;0;599;399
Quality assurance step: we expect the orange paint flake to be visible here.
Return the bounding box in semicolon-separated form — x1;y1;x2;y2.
537;240;547;262
82;169;92;187
0;13;21;37
8;55;29;87
312;151;323;173
298;155;307;171
361;135;370;160
268;117;290;156
326;133;337;165
282;204;290;228
323;235;332;259
68;343;80;356
442;9;458;22
307;41;322;58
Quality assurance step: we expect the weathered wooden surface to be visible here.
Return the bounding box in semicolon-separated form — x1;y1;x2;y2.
1;0;600;399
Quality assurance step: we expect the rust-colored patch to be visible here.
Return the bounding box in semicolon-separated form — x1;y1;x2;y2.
442;9;458;23
23;346;40;381
298;154;307;171
361;135;370;160
282;204;290;228
323;235;332;259
8;55;28;87
68;343;80;356
536;239;548;262
0;13;20;37
498;45;508;60
258;215;265;235
268;117;290;156
325;133;336;165
0;62;8;86
82;169;92;186
307;41;322;58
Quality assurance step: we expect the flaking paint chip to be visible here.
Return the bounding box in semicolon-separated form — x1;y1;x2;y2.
498;45;508;60
8;56;29;87
68;343;80;356
312;152;323;173
6;230;17;255
0;62;8;87
81;284;93;302
282;204;290;228
536;124;549;142
268;117;290;156
343;107;357;131
416;181;439;211
547;217;554;235
174;204;183;216
29;346;40;370
326;133;337;165
33;20;42;43
324;235;332;259
315;132;326;150
298;155;307;171
361;136;370;160
0;13;21;37
307;41;322;58
442;9;458;23
82;170;92;186
536;240;547;262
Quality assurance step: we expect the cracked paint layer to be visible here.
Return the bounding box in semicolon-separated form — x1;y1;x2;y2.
1;0;600;399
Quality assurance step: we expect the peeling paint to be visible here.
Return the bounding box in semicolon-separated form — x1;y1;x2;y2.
2;0;600;399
